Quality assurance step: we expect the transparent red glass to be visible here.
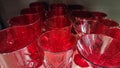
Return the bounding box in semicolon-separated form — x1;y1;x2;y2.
73;19;119;34
20;8;46;20
104;28;120;40
0;26;44;68
50;3;66;10
74;54;89;67
38;29;77;68
29;1;48;11
8;14;43;37
20;8;35;14
45;15;72;32
91;11;107;19
71;10;92;19
47;3;67;18
77;33;120;67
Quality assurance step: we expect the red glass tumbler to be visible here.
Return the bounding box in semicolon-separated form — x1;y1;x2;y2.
0;26;44;68
77;33;120;67
45;15;72;32
73;19;119;35
47;3;67;18
38;29;77;68
8;14;43;37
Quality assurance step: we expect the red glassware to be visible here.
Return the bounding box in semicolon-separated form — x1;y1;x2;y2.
45;15;72;32
20;8;45;20
20;8;35;14
71;10;92;19
73;19;119;34
8;14;43;37
47;3;67;18
50;3;66;10
38;29;77;68
29;1;48;10
94;19;119;34
0;26;44;68
100;18;119;27
104;28;120;40
47;9;67;18
91;11;107;19
74;54;89;67
77;33;120;67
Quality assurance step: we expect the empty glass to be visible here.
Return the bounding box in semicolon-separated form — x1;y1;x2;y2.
47;3;67;18
29;1;48;11
20;8;45;20
71;10;92;20
73;18;119;35
91;11;107;19
77;29;120;67
0;26;44;68
45;15;72;32
8;14;43;37
38;29;77;68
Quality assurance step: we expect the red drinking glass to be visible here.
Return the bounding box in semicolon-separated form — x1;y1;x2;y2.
50;3;66;10
45;15;72;32
20;8;36;15
47;3;67;18
8;14;43;37
74;54;89;67
91;11;107;19
20;8;45;20
77;33;120;67
38;29;77;68
73;19;119;35
29;1;48;11
71;10;92;20
104;27;120;40
94;19;119;34
0;26;44;68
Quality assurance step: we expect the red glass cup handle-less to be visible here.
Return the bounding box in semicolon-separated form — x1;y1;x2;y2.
38;29;77;68
8;14;43;37
0;26;44;68
77;32;120;67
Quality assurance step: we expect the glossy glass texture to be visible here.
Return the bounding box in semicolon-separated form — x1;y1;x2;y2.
29;1;48;10
74;54;89;67
104;28;120;40
77;34;120;67
73;19;119;34
38;29;77;68
50;3;66;10
20;8;45;20
45;15;72;32
47;3;67;18
71;10;92;19
0;26;44;68
8;14;43;37
71;10;107;22
91;11;107;19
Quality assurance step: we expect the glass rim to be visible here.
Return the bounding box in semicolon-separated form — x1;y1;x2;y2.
44;15;73;28
8;13;42;27
73;18;119;29
0;27;36;55
38;29;77;53
72;18;119;34
77;33;120;67
91;11;107;16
